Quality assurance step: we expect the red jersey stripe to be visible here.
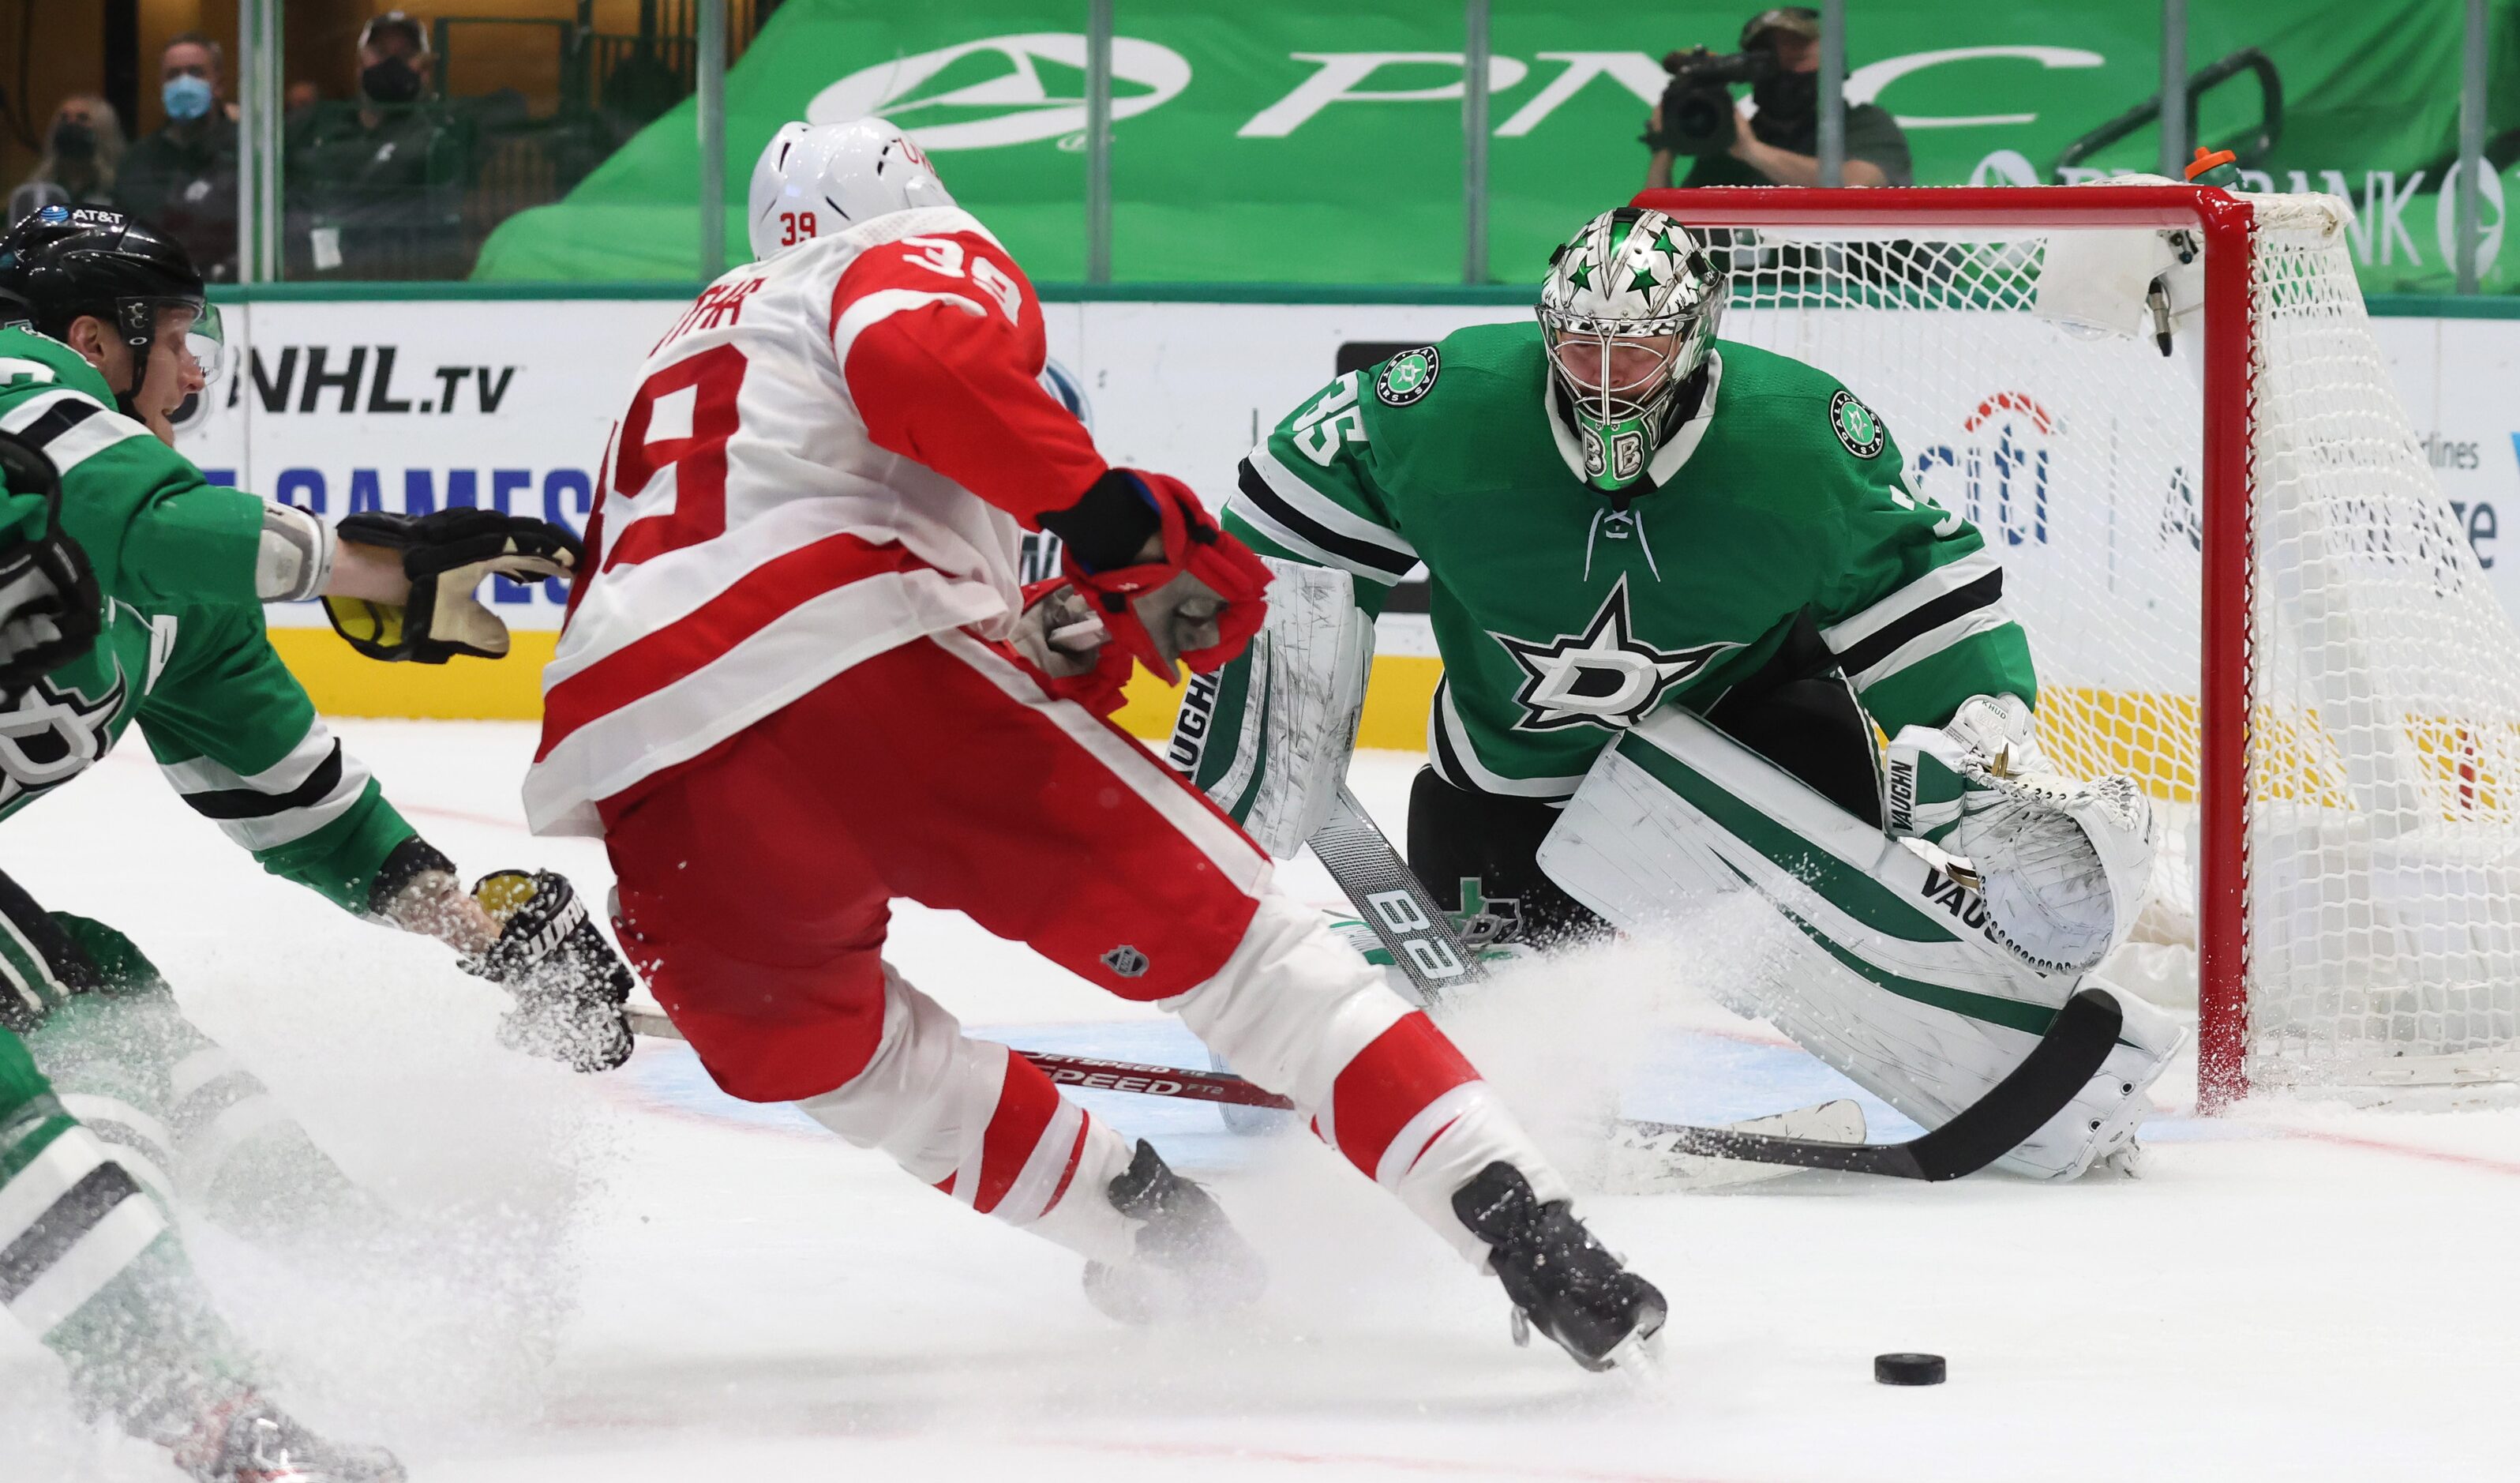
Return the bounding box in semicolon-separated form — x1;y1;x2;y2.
539;532;921;760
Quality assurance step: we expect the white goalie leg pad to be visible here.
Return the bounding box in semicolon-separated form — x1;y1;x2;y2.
1165;888;1566;1264
796;966;1139;1263
1174;558;1372;860
1536;707;2187;1181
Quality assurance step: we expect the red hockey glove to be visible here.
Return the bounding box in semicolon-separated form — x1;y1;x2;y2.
1060;471;1272;681
1005;579;1132;717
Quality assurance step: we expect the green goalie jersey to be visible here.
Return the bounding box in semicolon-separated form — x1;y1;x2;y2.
0;328;415;908
1198;321;2037;805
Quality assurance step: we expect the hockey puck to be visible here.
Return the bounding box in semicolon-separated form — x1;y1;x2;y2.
1873;1353;1946;1386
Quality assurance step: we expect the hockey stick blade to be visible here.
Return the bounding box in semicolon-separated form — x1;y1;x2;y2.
1617;987;2126;1181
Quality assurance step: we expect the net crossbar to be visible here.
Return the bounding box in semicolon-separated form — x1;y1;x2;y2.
1635;186;2520;1102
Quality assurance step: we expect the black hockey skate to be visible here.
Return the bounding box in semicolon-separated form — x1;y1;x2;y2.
1452;1162;1666;1372
173;1395;406;1483
1082;1139;1266;1323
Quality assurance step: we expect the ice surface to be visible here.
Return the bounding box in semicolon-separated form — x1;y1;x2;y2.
6;723;2519;1481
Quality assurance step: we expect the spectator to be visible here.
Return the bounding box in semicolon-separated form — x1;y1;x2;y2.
11;96;125;225
1644;7;1911;190
285;10;467;278
116;32;241;281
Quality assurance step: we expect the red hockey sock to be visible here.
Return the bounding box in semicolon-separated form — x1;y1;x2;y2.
1311;1012;1483;1186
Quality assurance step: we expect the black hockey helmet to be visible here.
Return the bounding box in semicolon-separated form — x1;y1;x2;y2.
0;205;224;407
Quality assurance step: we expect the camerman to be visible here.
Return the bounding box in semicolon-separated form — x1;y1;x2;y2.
1644;6;1911;190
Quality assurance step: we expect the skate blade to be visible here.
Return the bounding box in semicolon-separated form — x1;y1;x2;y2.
1593;1323;1664;1378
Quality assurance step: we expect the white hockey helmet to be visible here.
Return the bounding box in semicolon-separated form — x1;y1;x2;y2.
747;118;954;261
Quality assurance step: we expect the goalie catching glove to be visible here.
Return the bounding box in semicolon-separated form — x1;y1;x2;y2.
462;869;636;1072
323;508;580;663
1056;469;1272;680
1883;694;2158;974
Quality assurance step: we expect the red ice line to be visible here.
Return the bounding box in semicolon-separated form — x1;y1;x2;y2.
1028;1435;1738;1483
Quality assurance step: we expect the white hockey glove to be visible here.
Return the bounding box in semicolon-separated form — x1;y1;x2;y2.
1883;695;2158;974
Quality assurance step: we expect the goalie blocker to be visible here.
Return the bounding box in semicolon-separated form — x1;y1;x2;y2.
1536;705;2186;1181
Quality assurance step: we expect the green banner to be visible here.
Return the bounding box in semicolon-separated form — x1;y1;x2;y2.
475;0;2520;293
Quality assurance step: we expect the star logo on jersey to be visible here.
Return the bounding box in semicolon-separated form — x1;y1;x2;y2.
1830;389;1886;460
0;663;127;813
1375;346;1440;407
1490;576;1733;734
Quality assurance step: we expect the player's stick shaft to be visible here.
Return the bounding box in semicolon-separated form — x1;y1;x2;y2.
623;1008;1297;1109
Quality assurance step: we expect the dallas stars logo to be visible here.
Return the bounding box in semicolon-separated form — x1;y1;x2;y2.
1829;389;1885;460
1489;576;1734;733
0;666;127;812
1374;345;1440;406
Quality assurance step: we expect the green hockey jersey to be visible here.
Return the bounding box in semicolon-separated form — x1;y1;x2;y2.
0;329;414;909
1200;321;2036;805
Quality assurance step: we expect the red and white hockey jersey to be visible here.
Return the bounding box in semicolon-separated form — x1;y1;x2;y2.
523;206;1108;835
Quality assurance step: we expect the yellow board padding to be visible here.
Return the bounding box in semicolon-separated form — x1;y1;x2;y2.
270;625;558;720
1105;653;1445;749
272;625;1453;749
278;637;2511;827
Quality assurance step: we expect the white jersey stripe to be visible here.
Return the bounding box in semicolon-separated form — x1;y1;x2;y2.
158;719;337;796
527;570;1007;836
7;1196;168;1336
0;1124;101;1251
0;388;93;435
1821;548;2004;655
1225;494;1397;587
204;750;373;850
1431;681;1588;801
1846;607;2020;693
928;627;1272;898
1246;445;1420;565
831;287;989;368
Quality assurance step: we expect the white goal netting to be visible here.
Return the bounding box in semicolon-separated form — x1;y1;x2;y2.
1695;193;2520;1091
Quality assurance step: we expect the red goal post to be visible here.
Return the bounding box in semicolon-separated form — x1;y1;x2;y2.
1629;185;2507;1109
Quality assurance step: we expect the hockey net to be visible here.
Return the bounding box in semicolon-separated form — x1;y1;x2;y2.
1637;186;2520;1102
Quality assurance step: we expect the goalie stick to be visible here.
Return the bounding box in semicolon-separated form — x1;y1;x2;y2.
1297;784;2128;1181
626;987;2118;1184
1310;785;1489;1008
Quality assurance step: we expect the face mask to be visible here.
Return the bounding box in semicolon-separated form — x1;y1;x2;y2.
50;122;95;163
361;57;422;105
1751;69;1818;122
163;75;215;122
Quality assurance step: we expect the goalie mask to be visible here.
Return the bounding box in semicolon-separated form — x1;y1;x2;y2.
1537;208;1726;494
747;117;955;262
